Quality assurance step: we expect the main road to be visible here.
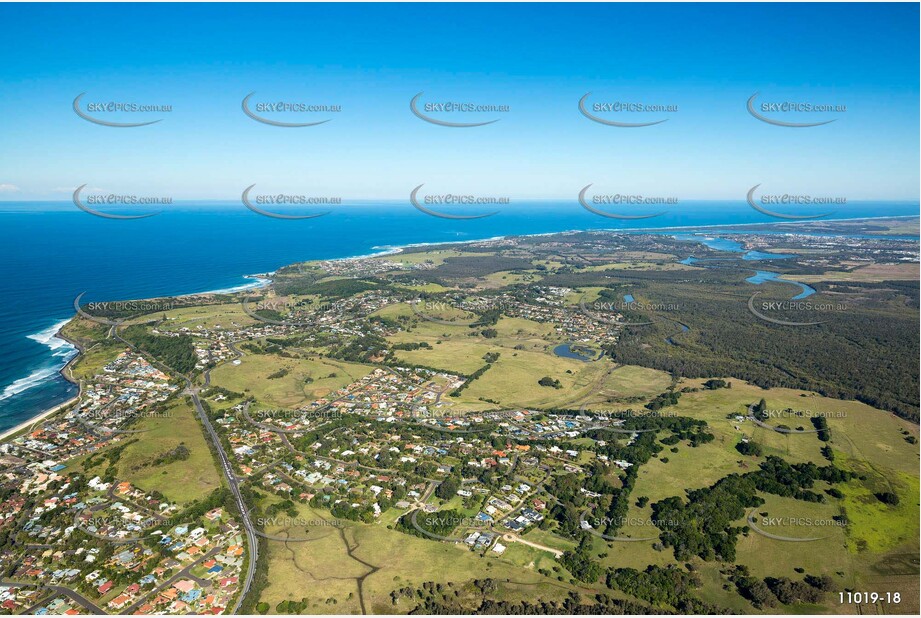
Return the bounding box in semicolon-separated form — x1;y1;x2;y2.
111;326;258;614
188;383;259;614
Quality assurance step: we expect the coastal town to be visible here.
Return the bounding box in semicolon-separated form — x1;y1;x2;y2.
2;3;919;614
0;351;246;615
0;237;667;614
0;226;917;615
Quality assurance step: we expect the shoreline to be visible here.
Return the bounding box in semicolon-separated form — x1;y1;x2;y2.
356;214;920;256
0;329;84;441
2;213;917;442
0;394;79;441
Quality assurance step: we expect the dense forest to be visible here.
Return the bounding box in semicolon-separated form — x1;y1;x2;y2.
590;272;919;422
122;325;198;374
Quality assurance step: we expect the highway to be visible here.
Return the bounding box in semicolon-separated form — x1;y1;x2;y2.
187;380;258;614
111;326;258;614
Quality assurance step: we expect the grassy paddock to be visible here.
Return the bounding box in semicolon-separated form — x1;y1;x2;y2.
257;501;561;614
209;353;373;407
77;398;223;504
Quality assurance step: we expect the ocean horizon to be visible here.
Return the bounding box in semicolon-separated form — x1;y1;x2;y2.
1;200;918;432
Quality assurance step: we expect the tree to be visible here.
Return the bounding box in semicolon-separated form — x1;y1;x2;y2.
435;476;460;500
538;376;561;389
875;491;899;505
735;441;763;457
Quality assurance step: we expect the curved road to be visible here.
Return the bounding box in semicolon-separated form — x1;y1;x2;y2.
0;580;106;615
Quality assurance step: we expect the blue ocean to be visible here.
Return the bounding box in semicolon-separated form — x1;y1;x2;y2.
0;200;917;432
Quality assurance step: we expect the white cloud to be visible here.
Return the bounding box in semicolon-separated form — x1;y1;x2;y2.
51;186;105;193
0;183;21;193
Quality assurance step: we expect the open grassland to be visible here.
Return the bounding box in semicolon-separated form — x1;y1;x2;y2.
261;529;366;613
209;353;373;407
521;527;577;554
630;434;745;507
692;563;759;613
860;551;921;615
59;317;124;380
393;337;503;375
387;309;674;409
630;379;919;503
791;262;920;283
581;261;699;273
592;526;676;572
615;378;918;612
386;576;578;614
582;365;674;404
67;340;125;381
836;466;919;555
60;316;109;347
734;485;919;613
395;282;452;293
391;314;561;359
573;377;919;615
735;493;852;578
499;542;563;577
384;303;557;338
369;302;415;322
491;316;557;340
77;398;222;504
457;351;616;409
360;532;575;612
157;301;260;331
381;249;469;267
481;270;539;287
257;501;565;615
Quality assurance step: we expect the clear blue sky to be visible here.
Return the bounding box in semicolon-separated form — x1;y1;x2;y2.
0;2;918;201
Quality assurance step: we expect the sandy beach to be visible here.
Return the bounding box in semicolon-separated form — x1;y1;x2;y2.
0;394;78;441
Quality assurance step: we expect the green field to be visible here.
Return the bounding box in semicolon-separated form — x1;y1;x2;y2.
76;398;223;504
459;349;614;408
618;377;919;612
385;309;674;409
156;301;261;331
67;341;126;381
256;501;567;615
209;353;374;407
